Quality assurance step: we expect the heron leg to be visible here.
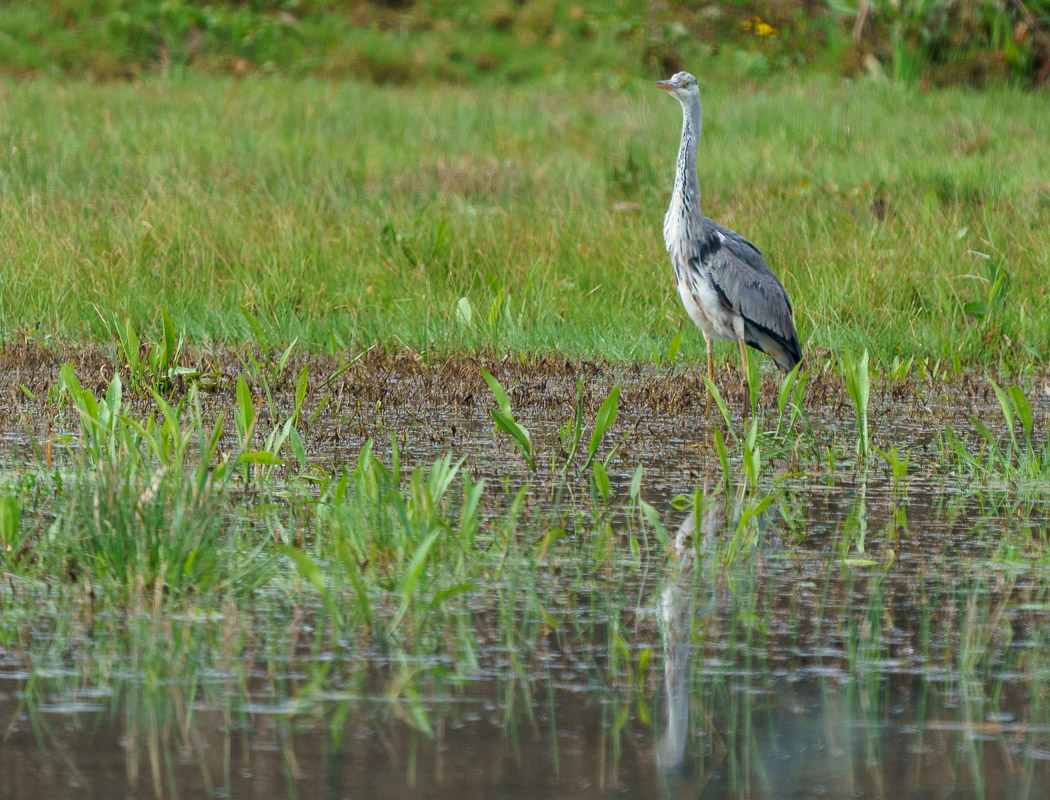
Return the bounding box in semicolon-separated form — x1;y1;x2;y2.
738;336;750;413
705;338;714;415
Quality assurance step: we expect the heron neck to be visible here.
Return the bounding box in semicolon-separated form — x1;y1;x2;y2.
672;97;703;219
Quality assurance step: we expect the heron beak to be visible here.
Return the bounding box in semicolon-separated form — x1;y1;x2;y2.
653;80;675;91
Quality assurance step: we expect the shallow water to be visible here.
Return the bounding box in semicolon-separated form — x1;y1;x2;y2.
3;465;1049;800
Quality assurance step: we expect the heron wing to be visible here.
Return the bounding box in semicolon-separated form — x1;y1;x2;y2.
690;218;802;369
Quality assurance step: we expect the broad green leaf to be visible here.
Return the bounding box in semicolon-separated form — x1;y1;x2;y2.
427;581;475;611
712;425;731;487
989;379;1016;443
456;296;473;327
969;415;996;446
289;427;307;470
745;348;760;414
236;374;255;440
640;500;669;549
237;451;284;465
277;338;299;374
667;330;682;364
492;409;535;470
593;460;611;502
629;464;643;501
294;365;309;417
0;495;20;548
160;306;176;368
701;376;733;436
104;374;122;425
278;544;327;597
1007;384;1033;441
584;384;620;469
480;368;512;417
964;301;988;316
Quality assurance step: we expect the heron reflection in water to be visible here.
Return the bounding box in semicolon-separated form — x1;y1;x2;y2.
655;479;727;772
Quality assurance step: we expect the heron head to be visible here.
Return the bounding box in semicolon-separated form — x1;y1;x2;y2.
653;71;699;103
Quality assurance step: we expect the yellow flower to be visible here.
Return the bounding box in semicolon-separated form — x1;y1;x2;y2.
743;16;778;37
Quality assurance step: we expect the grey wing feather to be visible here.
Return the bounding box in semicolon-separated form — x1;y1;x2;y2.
699;217;802;369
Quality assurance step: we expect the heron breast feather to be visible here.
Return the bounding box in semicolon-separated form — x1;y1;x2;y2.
676;270;737;342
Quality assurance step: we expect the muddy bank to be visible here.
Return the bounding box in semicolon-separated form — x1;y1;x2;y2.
1;341;1046;478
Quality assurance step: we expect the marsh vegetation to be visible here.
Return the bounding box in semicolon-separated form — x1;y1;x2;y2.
0;336;1048;797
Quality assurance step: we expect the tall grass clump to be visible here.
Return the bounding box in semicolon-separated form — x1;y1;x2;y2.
279;438;498;688
53;366;274;602
941;378;1049;487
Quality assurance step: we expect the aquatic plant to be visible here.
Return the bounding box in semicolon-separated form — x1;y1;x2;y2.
841;348;871;460
481;367;536;470
112;308;193;392
942;378;1049;487
50;365;275;602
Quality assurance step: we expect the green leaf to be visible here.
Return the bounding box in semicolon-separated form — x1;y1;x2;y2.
1007;384;1033;441
640;500;669;549
277;338;299;374
240;306;269;352
481;366;536;469
104;373;122;424
667;329;682;364
593;461;611;502
480;368;512;417
491;409;535;470
294;365;309;418
701;376;734;437
989;379;1016;444
0;495;20;548
236;374;255;441
712;425;731;487
278;544;327;598
745;348;760;415
289;427;307;471
456;296;473;327
629;464;643;501
583;384;620;470
964;301;988;317
776;361;797;417
120;318;140;376
969;415;997;446
160;306;177;369
841;349;870;458
237;451;284;465
427;581;475;611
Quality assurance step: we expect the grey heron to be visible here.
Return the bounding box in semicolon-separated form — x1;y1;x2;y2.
655;71;802;403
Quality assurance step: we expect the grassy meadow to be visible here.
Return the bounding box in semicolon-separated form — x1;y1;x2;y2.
1;73;1049;368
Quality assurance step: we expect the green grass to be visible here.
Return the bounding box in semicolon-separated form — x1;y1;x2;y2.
1;73;1048;368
